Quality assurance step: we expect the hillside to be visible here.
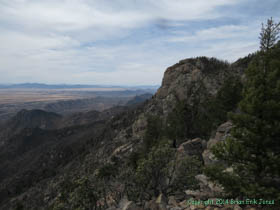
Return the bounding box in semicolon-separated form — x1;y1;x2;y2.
0;55;243;208
0;109;62;147
126;93;153;106
0;43;279;210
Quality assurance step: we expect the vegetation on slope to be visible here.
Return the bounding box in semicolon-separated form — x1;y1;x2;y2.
205;18;280;201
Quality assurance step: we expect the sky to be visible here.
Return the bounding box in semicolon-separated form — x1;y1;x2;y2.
0;0;279;85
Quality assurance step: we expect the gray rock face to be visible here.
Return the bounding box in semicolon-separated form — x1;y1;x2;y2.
202;121;233;166
177;138;206;160
153;58;233;116
132;113;147;138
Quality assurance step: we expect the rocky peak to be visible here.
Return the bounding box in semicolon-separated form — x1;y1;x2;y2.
149;57;240;116
156;57;231;99
131;56;243;137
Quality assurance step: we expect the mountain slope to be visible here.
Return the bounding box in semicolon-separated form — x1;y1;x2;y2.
0;109;62;147
0;56;250;209
125;93;153;106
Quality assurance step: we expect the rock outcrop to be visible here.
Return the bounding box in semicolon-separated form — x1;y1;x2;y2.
202;121;233;166
154;58;233;115
128;57;241;148
177;138;207;160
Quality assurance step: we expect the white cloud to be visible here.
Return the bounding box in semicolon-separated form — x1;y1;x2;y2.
152;0;237;20
0;0;238;32
0;0;267;85
165;23;260;62
168;24;259;42
0;30;80;55
197;41;259;62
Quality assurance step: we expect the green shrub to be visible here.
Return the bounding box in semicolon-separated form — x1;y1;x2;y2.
53;176;100;210
124;141;175;201
97;163;117;179
171;156;202;192
143;115;163;151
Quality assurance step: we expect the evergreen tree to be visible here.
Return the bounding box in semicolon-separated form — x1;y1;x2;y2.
205;19;280;200
260;17;280;52
135;141;175;200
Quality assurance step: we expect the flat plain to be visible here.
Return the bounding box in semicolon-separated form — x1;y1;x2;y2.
0;88;127;104
0;87;148;123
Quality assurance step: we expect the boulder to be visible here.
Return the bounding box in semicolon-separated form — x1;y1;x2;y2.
106;207;118;210
172;191;187;202
118;197;129;209
233;205;242;210
146;194;168;210
156;194;168;205
169;207;182;210
178;200;189;209
196;174;223;195
114;197;143;210
122;201;142;210
168;196;178;206
184;175;223;200
177;138;204;159
184;190;209;200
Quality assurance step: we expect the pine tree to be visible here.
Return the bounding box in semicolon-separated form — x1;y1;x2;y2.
205;19;280;200
260;17;280;52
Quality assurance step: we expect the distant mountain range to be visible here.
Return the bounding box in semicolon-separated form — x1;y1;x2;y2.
0;83;159;90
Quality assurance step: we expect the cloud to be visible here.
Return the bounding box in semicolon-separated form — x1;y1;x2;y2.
165;23;260;61
0;0;278;85
0;30;80;55
168;25;258;42
0;0;237;33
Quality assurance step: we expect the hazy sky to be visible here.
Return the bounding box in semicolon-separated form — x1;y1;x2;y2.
0;0;279;85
